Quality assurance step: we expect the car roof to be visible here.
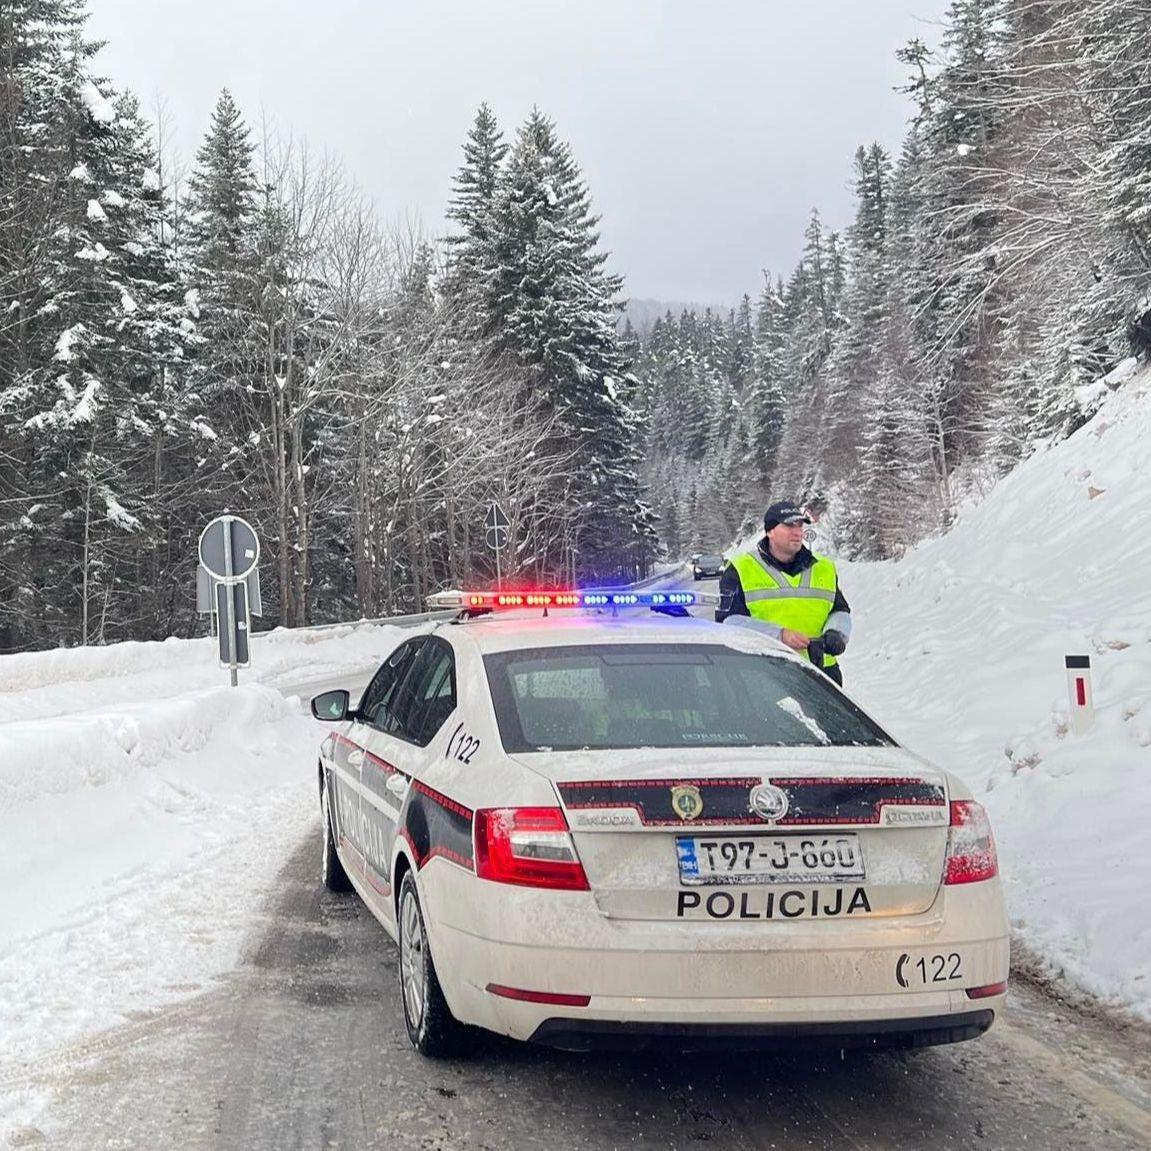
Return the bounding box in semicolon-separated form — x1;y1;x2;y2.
435;610;793;659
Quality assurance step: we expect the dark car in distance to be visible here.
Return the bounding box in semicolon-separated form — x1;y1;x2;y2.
692;553;725;580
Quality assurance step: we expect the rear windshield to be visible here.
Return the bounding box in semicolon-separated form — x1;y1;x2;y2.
484;644;893;752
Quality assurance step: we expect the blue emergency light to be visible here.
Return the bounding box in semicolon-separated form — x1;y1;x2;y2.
426;588;704;612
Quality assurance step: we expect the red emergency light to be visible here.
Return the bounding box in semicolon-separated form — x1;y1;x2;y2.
428;588;699;611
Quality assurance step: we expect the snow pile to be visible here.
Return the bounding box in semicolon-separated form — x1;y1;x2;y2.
843;363;1151;1018
0;618;415;1114
0;622;410;719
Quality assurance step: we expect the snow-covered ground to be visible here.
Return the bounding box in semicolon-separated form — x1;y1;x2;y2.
1;366;1149;1133
842;365;1151;1019
0;622;417;1129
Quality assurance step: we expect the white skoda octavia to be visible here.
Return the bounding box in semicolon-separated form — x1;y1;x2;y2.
311;590;1009;1057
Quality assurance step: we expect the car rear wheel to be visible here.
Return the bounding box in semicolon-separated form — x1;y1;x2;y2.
398;871;466;1057
320;775;352;893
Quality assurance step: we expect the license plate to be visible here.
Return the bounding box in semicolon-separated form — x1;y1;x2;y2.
676;833;865;885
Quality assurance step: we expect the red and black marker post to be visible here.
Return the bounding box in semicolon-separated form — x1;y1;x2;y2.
1064;655;1094;734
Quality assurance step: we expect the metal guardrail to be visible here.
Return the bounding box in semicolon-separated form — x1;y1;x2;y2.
630;563;689;589
264;609;455;637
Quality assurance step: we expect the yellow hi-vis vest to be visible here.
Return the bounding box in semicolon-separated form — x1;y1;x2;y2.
730;549;840;667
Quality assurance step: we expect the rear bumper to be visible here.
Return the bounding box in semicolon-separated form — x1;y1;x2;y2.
529;1009;996;1052
419;860;1010;1044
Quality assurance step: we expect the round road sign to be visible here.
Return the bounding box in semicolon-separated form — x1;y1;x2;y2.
199;515;260;583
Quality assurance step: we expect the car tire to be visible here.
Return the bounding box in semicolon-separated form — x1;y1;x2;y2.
397;871;467;1057
320;774;352;893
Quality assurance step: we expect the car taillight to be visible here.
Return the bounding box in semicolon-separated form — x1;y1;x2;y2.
944;800;999;885
474;807;590;891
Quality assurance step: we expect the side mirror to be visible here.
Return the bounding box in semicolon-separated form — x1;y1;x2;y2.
311;689;351;722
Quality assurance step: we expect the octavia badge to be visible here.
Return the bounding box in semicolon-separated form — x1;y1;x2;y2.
750;783;789;822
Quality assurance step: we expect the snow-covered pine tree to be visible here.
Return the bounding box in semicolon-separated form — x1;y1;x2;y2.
772;210;843;500
182;92;352;628
856;126;940;552
443;102;507;332
81;90;200;640
1;3;194;647
749;276;788;492
181;87;259;518
823;144;892;498
489;109;650;581
900;1;1008;521
1;0;94;647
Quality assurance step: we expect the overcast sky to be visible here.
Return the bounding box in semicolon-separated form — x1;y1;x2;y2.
85;0;947;306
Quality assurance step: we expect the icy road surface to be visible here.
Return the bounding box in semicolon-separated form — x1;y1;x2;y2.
4;833;1150;1151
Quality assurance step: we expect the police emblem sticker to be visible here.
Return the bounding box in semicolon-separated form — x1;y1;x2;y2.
671;784;704;821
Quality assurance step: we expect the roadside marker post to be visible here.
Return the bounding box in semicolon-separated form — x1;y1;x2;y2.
1065;655;1094;734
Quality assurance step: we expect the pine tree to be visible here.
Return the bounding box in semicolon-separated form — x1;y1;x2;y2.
184;90;258;275
750;277;787;490
443;102;507;328
901;2;1008;520
180;89;265;594
856;126;939;552
489;109;650;580
182;88;260;440
823;143;893;493
0;2;195;646
773;210;842;499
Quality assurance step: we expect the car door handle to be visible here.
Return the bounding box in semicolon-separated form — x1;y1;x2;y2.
385;774;409;797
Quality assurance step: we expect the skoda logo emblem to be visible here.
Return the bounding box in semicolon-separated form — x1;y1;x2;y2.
750;783;789;822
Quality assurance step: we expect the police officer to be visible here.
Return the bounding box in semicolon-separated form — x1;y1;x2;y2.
715;500;851;684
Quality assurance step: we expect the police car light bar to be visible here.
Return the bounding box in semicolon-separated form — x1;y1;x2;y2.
426;588;704;611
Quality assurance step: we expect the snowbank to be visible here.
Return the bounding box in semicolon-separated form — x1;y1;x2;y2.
843;363;1151;1019
0;619;413;1111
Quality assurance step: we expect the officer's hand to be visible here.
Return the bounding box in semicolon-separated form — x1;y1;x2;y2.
779;628;812;651
821;629;847;656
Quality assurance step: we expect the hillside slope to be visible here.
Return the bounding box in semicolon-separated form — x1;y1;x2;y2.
842;364;1151;1017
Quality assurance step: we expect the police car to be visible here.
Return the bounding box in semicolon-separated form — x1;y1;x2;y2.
311;588;1009;1056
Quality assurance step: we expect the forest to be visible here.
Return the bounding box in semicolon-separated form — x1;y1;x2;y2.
2;0;1148;651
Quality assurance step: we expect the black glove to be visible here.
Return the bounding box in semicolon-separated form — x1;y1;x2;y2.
821;629;847;657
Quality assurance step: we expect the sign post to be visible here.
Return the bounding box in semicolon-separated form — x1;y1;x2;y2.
198;515;261;687
1065;655;1094;734
485;502;509;588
